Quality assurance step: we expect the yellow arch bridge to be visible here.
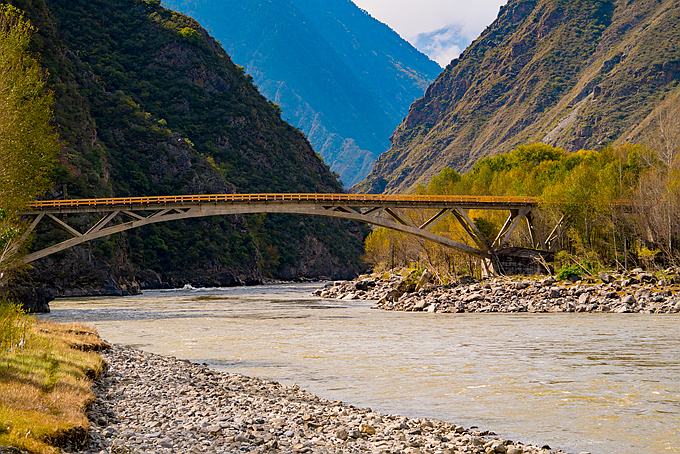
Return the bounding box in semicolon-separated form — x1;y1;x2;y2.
21;193;558;269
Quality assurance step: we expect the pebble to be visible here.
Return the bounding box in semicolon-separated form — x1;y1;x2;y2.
314;270;680;315
66;345;570;454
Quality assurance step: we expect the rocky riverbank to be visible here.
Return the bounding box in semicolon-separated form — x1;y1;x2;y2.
75;345;573;454
313;269;680;314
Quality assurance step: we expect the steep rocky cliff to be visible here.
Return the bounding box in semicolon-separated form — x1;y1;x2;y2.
355;0;680;193
4;0;367;309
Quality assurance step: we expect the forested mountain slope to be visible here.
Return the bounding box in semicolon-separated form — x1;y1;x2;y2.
355;0;680;193
163;0;442;187
4;0;366;299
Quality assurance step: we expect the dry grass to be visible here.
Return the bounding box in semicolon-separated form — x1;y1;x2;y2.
0;319;108;453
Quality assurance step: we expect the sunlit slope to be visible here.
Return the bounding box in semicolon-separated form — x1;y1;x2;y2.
356;0;680;193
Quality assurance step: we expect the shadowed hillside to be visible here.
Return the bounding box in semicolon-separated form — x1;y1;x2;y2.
3;0;367;301
163;0;443;187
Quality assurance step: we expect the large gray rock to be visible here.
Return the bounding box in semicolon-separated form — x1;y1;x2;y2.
637;272;656;283
598;273;613;283
540;276;555;286
465;293;485;303
414;300;428;311
416;270;433;291
549;288;563;299
615;304;632;313
567;274;581;283
1;283;53;313
621;294;636;305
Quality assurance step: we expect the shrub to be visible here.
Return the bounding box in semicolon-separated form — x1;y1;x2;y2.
178;27;201;45
0;298;31;351
556;264;582;281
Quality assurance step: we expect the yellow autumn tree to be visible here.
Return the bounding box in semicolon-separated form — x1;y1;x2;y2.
0;5;59;277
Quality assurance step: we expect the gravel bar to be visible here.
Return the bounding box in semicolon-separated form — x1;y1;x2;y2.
314;269;680;314
74;345;576;454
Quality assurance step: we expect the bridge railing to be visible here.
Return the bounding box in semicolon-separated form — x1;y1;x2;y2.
28;193;541;210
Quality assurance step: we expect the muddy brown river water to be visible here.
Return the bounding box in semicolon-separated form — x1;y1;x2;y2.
44;283;679;454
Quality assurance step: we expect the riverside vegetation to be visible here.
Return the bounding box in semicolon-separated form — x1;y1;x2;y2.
0;304;108;454
363;141;680;283
0;4;59;306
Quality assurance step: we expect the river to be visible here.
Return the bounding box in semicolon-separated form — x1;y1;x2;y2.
43;283;679;454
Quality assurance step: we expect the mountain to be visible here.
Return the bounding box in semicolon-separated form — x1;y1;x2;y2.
4;0;367;302
355;0;680;194
162;0;443;187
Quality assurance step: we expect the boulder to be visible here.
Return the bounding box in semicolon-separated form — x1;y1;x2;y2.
540;276;555;286
413;300;428;311
359;423;376;435
465;293;485;303
2;283;53;313
636;272;656;283
354;280;375;291
549;288;563;299
416;270;433;291
458;275;478;284
621;294;636;305
598;273;613;284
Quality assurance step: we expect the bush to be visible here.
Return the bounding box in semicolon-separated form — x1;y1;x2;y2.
178;27;201;45
556;264;582;281
0;298;31;352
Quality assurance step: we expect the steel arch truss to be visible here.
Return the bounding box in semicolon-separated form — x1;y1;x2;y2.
20;195;547;265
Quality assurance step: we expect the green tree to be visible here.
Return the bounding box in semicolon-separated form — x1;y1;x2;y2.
0;5;59;278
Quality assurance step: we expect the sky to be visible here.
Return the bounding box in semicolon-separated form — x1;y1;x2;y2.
351;0;508;66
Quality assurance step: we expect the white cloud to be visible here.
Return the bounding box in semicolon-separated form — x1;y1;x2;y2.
352;0;507;64
413;24;468;67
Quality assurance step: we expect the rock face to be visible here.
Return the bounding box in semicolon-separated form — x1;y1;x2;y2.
81;344;567;454
355;0;680;193
1;282;53;314
316;269;680;315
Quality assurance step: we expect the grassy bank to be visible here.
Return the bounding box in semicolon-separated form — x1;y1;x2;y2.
0;302;108;453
